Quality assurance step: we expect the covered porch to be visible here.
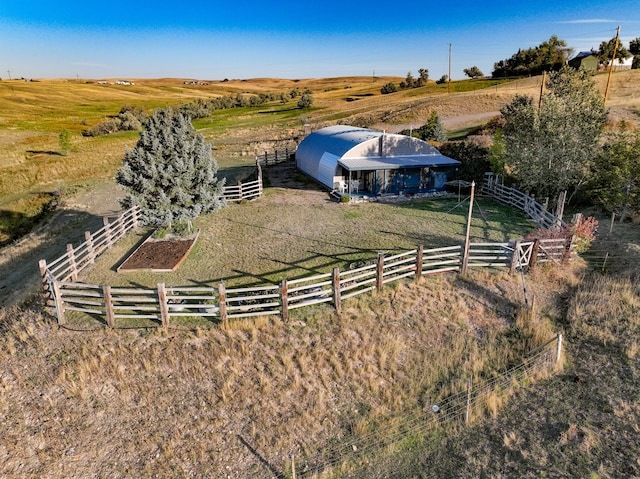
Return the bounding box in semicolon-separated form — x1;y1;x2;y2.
333;156;459;197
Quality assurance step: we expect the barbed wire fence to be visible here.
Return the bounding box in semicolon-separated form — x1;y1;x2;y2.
287;334;562;479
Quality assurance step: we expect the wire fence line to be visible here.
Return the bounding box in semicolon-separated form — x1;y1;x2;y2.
290;334;562;479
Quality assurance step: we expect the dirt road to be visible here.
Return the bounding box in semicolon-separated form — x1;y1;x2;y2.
0;182;124;309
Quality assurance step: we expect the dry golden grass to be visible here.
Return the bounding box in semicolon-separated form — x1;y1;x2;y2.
0;260;569;478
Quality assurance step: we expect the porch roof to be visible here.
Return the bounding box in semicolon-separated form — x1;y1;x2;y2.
338;155;460;172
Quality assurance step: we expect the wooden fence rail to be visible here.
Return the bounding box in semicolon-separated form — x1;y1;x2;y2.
256;148;295;166
46;237;572;328
39;207;141;298
40;172;575;329
480;180;566;229
222;162;264;202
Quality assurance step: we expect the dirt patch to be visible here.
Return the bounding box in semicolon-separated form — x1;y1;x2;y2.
118;232;198;272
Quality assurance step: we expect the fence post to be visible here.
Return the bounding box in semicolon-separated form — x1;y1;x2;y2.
529;239;540;270
38;259;50;295
376;252;385;292
568;234;577;258
116;213;125;240
157;282;170;328
52;280;66;326
280;279;289;322
104;217;113;248
218;282;228;322
332;267;342;313
461;181;475;274
556;333;563;363
131;206;140;227
66;243;78;281
465;377;472;424
103;285;115;328
238;181;243;201
85;231;96;264
509;240;521;275
415;244;424;282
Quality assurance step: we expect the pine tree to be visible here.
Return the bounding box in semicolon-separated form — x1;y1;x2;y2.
417;111;447;143
116;108;226;233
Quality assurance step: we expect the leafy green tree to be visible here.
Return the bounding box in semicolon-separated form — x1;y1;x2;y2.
58;128;72;155
589;125;640;222
400;71;415;89
595;36;631;64
416;111;447;143
297;93;314;109
500;66;607;205
116;107;226;233
417;68;429;86
435;75;448;85
630;37;640;69
439;140;490;184
492;35;571;77
380;82;397;94
463;66;484;79
488;129;507;177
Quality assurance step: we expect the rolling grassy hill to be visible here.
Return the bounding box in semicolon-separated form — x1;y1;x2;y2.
0;71;639;478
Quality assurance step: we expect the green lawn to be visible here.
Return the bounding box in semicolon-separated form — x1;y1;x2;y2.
81;190;533;289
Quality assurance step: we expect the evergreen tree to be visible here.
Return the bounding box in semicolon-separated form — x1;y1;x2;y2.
417;68;429;86
500;66;607;205
595;36;631;64
630;37;640;69
380;82;398;94
116;108;226;233
492;35;571;77
417;111;447;143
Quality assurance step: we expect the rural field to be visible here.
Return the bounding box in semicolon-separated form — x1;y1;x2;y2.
0;71;639;478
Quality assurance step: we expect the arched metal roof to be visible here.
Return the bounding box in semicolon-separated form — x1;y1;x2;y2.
296;125;459;189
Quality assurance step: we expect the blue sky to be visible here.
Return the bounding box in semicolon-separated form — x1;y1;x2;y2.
1;0;639;80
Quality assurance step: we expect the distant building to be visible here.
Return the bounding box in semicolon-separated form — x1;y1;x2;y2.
568;52;599;72
296;125;460;196
603;57;633;71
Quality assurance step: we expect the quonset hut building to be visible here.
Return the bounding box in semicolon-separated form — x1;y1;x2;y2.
295;125;460;197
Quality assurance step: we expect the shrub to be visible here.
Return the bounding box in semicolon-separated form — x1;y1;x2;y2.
526;214;598;254
381;82;397;94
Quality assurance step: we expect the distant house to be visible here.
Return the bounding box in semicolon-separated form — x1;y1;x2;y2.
568;52;599;72
603;57;633;71
295;125;460;196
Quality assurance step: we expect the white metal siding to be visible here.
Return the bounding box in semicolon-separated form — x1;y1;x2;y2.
318;152;339;189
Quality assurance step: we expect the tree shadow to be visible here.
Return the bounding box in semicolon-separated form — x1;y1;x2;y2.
0;206;113;309
27;149;63;156
237;435;285;479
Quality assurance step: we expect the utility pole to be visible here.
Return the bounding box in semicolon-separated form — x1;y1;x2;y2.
448;43;452;94
604;25;620;104
7;69;11;80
